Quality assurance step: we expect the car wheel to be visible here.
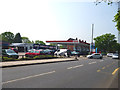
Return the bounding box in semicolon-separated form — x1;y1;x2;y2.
100;57;102;59
64;54;66;57
90;56;93;59
25;54;29;58
15;56;19;59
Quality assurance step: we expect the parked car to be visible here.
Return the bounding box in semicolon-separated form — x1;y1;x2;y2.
10;48;18;53
107;53;113;57
25;49;45;58
54;49;67;57
2;49;19;59
43;49;55;55
87;53;103;59
112;53;119;59
71;51;80;57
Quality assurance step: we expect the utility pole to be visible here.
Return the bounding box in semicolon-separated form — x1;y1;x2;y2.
91;24;94;54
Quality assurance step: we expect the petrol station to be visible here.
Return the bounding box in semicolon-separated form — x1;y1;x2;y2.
46;38;90;54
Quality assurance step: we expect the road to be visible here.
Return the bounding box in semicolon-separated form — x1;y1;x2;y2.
2;57;120;88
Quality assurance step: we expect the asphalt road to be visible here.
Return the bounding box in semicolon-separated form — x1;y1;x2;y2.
2;57;120;88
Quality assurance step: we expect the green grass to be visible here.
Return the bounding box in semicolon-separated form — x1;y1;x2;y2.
2;55;56;61
2;57;19;62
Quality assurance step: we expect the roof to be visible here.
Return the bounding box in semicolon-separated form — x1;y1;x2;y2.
46;40;90;45
10;43;33;47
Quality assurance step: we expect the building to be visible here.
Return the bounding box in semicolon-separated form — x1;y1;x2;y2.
46;38;90;54
33;44;56;50
9;43;33;52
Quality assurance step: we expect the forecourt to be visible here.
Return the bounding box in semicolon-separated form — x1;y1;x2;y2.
2;57;120;88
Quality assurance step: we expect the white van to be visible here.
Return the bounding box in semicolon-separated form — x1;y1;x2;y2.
54;49;67;57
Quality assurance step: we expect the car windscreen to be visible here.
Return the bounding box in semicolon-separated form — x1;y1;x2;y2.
113;53;118;56
6;49;15;53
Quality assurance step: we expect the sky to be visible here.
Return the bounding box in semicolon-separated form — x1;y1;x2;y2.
0;0;119;44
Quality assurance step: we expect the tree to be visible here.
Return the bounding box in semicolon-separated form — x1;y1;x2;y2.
22;37;31;43
50;43;57;46
14;33;22;43
95;0;120;58
95;0;119;5
113;10;120;31
94;33;118;53
1;32;14;44
95;0;120;32
35;40;46;45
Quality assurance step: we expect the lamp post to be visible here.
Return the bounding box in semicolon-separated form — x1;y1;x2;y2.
91;24;94;54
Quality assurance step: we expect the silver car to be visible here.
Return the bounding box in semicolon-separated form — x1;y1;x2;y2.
112;53;119;59
87;53;103;59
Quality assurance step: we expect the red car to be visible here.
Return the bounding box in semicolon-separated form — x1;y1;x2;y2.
25;49;45;58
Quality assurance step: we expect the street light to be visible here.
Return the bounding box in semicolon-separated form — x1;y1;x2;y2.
91;24;94;54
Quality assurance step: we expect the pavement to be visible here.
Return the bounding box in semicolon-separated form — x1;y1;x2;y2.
0;56;87;68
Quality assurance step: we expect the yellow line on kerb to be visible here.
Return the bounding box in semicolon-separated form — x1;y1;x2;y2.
112;67;120;75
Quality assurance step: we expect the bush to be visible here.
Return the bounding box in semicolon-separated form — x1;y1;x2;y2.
33;55;54;59
2;57;19;61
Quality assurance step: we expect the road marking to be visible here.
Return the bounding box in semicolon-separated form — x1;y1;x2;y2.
99;60;103;62
97;70;101;72
72;64;84;68
2;71;56;84
88;62;96;64
67;67;73;69
67;64;84;69
112;67;120;75
102;67;105;69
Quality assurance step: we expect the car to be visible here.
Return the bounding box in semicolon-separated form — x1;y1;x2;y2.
2;49;19;59
25;49;45;58
112;53;119;59
43;49;55;55
71;51;80;57
54;49;68;57
10;48;18;53
107;53;113;57
87;53;103;59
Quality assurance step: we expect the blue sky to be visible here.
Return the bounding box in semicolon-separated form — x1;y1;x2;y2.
0;0;118;43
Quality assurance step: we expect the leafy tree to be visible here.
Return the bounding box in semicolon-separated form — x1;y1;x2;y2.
22;37;31;43
1;32;14;44
95;0;120;32
14;33;22;43
94;33;118;53
35;40;45;45
50;43;57;46
113;10;120;32
31;40;34;44
95;0;120;58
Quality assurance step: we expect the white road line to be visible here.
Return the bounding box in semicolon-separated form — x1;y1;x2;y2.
67;64;84;69
67;67;73;69
2;71;56;84
99;60;104;62
88;62;96;64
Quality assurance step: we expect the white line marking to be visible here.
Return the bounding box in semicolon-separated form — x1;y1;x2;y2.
67;64;84;69
2;71;56;84
99;60;104;62
67;67;73;69
89;62;96;64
